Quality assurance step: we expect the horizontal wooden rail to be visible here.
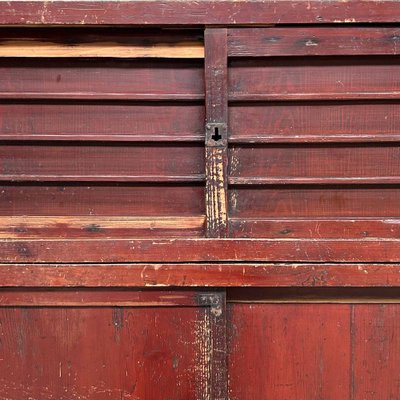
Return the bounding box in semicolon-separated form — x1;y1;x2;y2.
1;263;400;287
1;1;400;25
229;218;400;239
228;27;400;57
228;177;400;185
0;40;204;58
1;238;400;262
0;216;206;239
0;288;207;306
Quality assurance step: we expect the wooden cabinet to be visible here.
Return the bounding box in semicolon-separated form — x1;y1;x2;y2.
1;1;400;399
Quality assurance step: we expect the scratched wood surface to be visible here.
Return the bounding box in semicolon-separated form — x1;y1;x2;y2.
0;290;218;400
0;28;204;58
2;1;400;25
0;58;204;100
228;302;400;400
1;5;400;400
1;24;400;260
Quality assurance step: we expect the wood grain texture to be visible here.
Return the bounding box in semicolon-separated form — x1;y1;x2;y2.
205;28;229;238
0;40;203;59
1;1;400;25
230;218;400;239
227;287;400;303
0;306;203;399
0;103;205;142
0;216;205;239
230;186;400;218
0;59;204;100
0;143;205;182
229;144;400;184
0;288;204;307
230;56;400;101
228;304;351;400
1;238;400;263
3;263;400;288
230;102;400;143
0;28;204;58
353;305;400;400
1;184;205;216
228;27;400;57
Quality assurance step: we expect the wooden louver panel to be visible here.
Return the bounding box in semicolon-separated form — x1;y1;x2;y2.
1;26;400;261
0;28;206;240
227;27;400;246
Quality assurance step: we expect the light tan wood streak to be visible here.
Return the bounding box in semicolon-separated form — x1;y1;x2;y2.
0;40;204;58
0;216;206;238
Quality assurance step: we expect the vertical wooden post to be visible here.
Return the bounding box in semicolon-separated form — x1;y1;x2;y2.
197;290;228;400
205;28;229;238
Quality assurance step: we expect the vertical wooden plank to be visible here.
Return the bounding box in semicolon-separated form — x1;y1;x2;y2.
227;304;351;400
198;291;228;400
353;304;400;400
204;28;229;238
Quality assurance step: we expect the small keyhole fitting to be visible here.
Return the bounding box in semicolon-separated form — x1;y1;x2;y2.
211;126;222;142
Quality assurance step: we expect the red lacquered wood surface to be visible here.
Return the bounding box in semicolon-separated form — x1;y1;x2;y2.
0;289;226;400
0;307;200;400
4;263;400;288
353;305;400;400
228;303;351;400
0;102;205;142
230;102;400;143
229;56;400;101
228;27;400;57
1;8;400;400
2;1;400;25
228;302;400;400
0;143;205;182
0;58;204;100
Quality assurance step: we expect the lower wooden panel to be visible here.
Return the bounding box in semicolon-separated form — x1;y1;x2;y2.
0;307;200;399
353;305;400;400
0;289;226;400
228;302;400;400
228;303;351;400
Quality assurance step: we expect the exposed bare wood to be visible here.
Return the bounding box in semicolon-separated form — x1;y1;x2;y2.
0;40;204;58
205;28;229;238
0;216;206;238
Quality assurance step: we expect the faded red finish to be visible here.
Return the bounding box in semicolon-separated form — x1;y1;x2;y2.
1;1;400;399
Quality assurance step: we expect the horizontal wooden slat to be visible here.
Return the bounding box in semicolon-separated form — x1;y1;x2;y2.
229;57;400;101
1;1;400;25
0;41;204;59
0;289;202;306
0;103;204;141
0;59;204;100
230;102;400;143
0;216;205;238
0;28;204;58
2;263;400;287
228;27;400;57
0;143;204;182
230;187;400;218
1;184;205;216
1;238;400;262
227;288;400;302
230;218;400;239
229;144;400;185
